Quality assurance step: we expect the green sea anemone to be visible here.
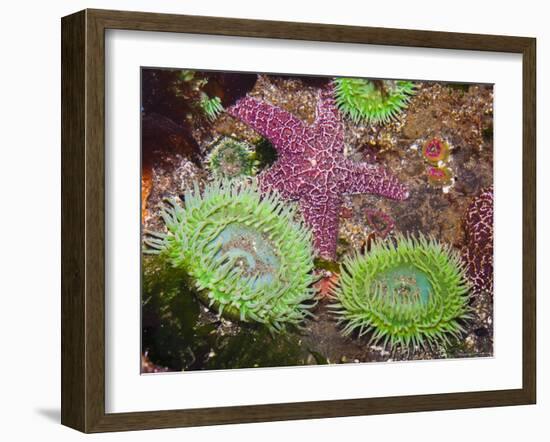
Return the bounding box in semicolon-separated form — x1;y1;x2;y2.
333;78;416;125
145;179;317;333
205;137;257;179
330;234;471;349
199;92;224;121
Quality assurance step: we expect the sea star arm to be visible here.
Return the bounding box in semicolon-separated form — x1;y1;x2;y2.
227;96;307;154
258;163;302;200
312;85;344;148
299;196;341;260
314;84;340;126
340;160;410;201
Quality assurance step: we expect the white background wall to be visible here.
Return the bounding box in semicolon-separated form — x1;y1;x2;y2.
0;0;547;439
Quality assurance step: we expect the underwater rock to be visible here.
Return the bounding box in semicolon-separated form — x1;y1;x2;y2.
202;326;317;370
402;83;493;153
331;234;471;349
142;69;212;139
141;111;202;225
197;72;258;122
141;167;153;224
141;352;170;373
142;69;195;123
142;69;257;149
228;84;409;260
142;112;202;167
145;179;317;333
461;187;494;295
333;78;416;125
144;154;206;232
204;72;258;108
454;167;481;196
269;73;331;89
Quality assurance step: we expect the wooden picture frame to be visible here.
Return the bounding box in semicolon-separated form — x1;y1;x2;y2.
61;8;536;433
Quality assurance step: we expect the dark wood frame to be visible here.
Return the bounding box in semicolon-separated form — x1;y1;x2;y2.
61;8;537;433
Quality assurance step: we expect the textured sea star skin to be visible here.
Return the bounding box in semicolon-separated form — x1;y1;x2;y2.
228;85;409;260
461;186;494;295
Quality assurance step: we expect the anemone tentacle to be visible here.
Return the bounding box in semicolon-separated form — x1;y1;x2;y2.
199;93;224;121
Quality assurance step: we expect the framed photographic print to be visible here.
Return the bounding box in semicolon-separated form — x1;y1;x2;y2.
61;9;536;433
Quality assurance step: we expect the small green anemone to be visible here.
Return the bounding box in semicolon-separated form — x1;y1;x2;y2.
145;179;317;333
199;92;224;121
330;234;470;349
206;137;257;179
333;78;416;125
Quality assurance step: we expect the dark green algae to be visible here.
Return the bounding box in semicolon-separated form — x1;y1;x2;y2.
142;254;328;371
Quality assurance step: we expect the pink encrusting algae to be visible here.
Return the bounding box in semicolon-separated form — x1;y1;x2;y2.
227;84;409;260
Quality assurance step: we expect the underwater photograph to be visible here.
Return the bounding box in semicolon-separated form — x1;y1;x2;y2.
140;68;494;373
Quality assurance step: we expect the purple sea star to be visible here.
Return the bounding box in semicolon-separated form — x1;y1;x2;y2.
461;186;494;295
227;84;409;260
